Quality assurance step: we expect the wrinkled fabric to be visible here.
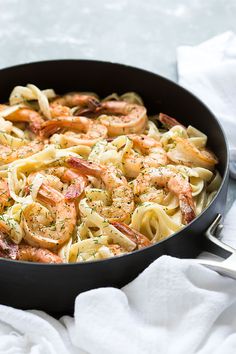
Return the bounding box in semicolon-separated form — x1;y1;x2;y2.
1;255;236;354
177;31;236;177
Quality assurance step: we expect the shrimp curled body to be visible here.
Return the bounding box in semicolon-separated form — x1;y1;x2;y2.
27;166;88;201
123;135;168;178
96;101;147;137
168;136;218;170
133;167;195;224
23;184;77;250
41;116;107;147
67;157;134;222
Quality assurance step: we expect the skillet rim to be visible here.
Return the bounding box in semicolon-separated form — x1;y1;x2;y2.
0;59;230;267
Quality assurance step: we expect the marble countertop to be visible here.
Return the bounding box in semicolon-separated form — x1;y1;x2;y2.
1;0;236;211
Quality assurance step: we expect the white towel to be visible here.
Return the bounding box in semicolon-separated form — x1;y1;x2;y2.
1;32;236;354
1;255;236;354
177;31;236;178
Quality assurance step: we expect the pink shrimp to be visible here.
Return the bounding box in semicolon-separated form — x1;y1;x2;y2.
111;222;151;249
50;103;71;118
52;92;100;110
123;135;168;177
40;116;107;147
27;166;88;201
95;101;147;137
133;167;196;224
23;183;77;250
5;108;45;134
167;136;218;170
67;157;134;222
0;139;45;165
158;113;185;129
0;231;62;263
17;245;62;263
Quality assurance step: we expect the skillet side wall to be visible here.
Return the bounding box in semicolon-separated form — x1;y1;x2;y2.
0;60;228;315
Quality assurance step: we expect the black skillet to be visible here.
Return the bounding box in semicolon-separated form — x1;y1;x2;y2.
0;60;233;316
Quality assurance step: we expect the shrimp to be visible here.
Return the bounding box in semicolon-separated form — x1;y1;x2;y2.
27;166;88;201
50;103;71;118
157;113;218;169
0;139;44;165
5;108;45;134
52;92;100;110
17;245;62;263
48;166;88;201
23;184;76;250
133;167;195;224
0;231;62;263
0;178;12;213
167;136;218;170
67;157;134;222
40;116;107;147
0;231;18;259
111;222;151;249
158;113;185;129
123;135;168;178
95;101;147;137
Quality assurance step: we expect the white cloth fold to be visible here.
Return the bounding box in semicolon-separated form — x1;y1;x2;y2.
1;256;236;354
1;32;236;354
177;31;236;178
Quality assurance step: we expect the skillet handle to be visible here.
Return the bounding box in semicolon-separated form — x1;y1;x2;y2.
196;214;236;279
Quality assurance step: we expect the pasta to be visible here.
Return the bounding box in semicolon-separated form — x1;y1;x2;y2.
0;85;221;263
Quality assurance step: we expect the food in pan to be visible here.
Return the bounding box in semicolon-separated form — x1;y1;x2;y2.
0;85;221;263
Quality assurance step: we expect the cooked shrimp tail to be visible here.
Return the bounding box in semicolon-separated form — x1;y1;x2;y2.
27;167;88;202
36;184;63;206
167;174;195;224
41;116;90;137
111;222;151;249
179;195;196;224
158;113;185;129
52;92;100;110
62;169;88;201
